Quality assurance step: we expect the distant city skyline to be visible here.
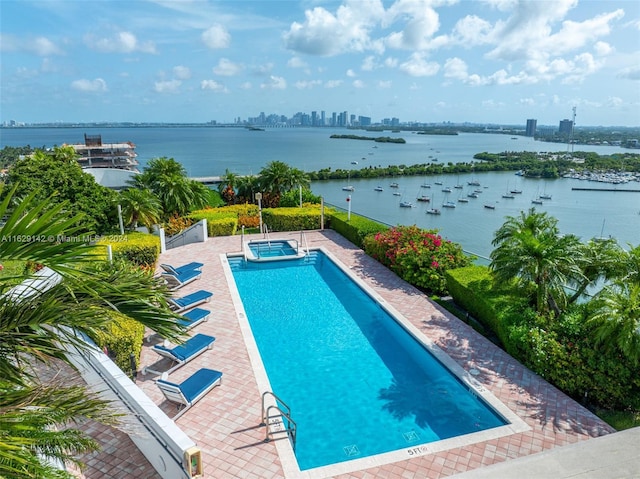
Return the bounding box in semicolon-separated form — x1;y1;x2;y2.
2;1;639;127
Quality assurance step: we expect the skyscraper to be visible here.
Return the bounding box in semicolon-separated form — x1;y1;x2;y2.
559;119;573;135
525;119;537;137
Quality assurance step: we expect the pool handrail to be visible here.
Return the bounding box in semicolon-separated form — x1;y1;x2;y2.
260;390;297;450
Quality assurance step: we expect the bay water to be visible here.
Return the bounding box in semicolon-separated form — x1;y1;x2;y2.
2;126;638;258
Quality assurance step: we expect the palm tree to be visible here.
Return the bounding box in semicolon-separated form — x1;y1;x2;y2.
118;188;162;230
490;208;582;316
218;169;238;204
589;280;640;365
0;187;185;477
133;157;208;217
236;174;260;203
258;161;310;207
567;238;626;303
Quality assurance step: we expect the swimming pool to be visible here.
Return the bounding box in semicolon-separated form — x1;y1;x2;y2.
226;250;516;474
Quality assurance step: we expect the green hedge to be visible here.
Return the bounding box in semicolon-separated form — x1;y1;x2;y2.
95;232;161;268
261;206;323;231
189;209;238;236
444;265;524;342
327;211;388;248
445;265;640;410
92;311;145;378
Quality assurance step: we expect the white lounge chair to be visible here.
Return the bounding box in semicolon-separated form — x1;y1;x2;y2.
143;333;215;376
156;368;223;419
168;290;213;313
160;262;203;276
161;268;202;291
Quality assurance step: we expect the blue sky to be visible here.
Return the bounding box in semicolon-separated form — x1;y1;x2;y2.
1;0;639;126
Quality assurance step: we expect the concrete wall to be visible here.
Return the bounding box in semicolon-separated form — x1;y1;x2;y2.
67;342;198;479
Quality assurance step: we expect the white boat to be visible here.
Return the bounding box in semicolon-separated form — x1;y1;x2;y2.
442;187;452;193
421;183;431;188
426;207;441;215
502;192;515;199
392;191;402;196
342;186;355;191
468;180;481;186
531;198;543;205
416;195;430;202
351;161;358;165
468;192;479;198
458;197;469;203
399;201;413;208
374;186;383;192
442;201;456;208
484;203;496;210
389;182;399;188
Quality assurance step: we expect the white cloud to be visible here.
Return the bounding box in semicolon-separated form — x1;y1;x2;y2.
154;79;181;93
607;96;623;107
361;56;378;71
201;80;228;92
346;69;357;77
593;41;613;56
261;75;286;89
287;57;307;68
352;79;365;88
384;57;398;68
377;80;392;88
443;57;468;80
239;81;252;90
1;34;64;56
399;53;439;77
283;2;385;56
452;15;492;46
253;63;274;75
324;80;343;88
384;2;440;50
213;58;242;76
295;80;322;89
519;97;535;106
202;24;230;49
173;66;191;80
618;66;640;81
85;31;156;54
71;78;107;92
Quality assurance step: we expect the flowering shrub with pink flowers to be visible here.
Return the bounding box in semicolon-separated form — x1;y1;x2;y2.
363;225;472;295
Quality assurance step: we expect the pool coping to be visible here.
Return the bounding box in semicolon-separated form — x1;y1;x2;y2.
221;245;530;479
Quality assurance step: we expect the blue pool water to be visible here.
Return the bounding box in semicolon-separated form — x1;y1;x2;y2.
248;240;298;258
228;251;507;471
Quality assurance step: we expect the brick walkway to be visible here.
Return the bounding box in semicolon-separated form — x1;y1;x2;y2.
78;230;614;479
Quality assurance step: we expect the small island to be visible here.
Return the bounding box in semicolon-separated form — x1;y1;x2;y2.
330;134;406;144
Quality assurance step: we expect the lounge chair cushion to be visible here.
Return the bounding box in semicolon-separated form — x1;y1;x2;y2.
178;368;223;402
178;308;210;329
153;333;215;361
170;290;213;311
160;262;204;276
162;268;202;287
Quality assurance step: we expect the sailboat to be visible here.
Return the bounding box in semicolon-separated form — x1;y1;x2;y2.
416;187;430;202
342;171;355;191
426;195;441;214
502;181;515;199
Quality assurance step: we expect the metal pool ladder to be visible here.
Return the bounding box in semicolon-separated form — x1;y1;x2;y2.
260;391;297;450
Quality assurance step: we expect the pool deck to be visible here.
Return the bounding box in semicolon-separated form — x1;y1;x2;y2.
78;230;636;478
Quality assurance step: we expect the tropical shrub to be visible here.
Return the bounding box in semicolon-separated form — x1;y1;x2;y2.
328;210;388;248
93;311;145;377
261;206;322;231
279;188;321;207
364;225;471;295
95;232;161;269
164;213;195;236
